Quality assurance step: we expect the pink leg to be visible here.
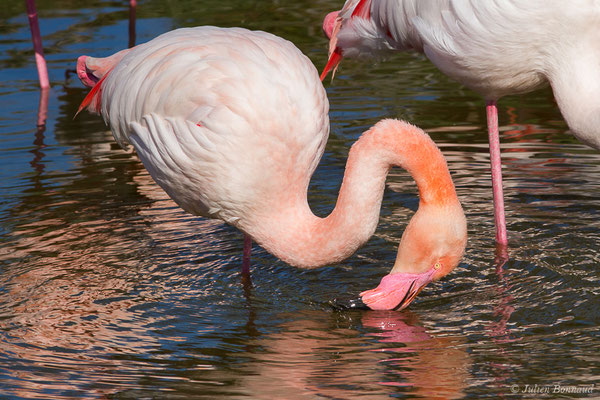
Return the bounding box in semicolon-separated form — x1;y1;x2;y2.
242;234;252;275
25;0;50;89
486;101;508;246
128;0;137;48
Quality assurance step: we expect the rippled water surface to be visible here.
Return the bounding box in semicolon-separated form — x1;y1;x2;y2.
1;1;599;398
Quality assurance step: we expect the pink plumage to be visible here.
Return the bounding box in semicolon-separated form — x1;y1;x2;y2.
77;26;467;310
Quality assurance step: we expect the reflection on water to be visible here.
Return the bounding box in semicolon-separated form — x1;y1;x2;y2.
0;168;228;397
235;311;469;400
1;0;599;398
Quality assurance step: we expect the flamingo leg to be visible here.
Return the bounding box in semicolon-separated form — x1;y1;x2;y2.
486;100;508;247
242;234;252;276
37;87;49;128
25;0;49;90
128;0;137;48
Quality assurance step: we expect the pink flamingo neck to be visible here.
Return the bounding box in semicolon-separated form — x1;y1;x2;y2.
243;120;460;270
25;0;49;89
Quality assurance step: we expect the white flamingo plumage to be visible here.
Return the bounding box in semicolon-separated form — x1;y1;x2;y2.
322;0;600;247
76;26;467;310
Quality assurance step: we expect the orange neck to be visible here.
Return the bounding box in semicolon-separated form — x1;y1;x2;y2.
242;119;461;270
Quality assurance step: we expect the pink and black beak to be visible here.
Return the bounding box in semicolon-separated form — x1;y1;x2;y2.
360;267;437;311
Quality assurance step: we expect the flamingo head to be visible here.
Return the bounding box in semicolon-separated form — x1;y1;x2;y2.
361;204;468;311
77;56;100;88
320;11;344;81
322;0;396;82
76;49;131;88
321;0;374;81
323;11;339;39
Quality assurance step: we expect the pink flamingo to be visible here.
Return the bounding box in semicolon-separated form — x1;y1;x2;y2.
321;0;600;247
76;26;467;310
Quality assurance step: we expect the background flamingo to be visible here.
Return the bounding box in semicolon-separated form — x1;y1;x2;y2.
24;0;137;127
76;26;467;310
321;0;600;247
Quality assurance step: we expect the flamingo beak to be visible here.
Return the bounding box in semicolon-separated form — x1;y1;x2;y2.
360;267;437;311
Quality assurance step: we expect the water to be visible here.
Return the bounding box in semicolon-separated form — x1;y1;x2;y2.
1;1;599;398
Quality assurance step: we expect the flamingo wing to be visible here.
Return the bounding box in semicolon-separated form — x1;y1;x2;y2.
83;27;330;227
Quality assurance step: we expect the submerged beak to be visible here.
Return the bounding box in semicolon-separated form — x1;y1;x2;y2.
360;267;436;311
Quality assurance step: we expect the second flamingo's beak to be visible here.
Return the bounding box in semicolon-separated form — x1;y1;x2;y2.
360;267;437;311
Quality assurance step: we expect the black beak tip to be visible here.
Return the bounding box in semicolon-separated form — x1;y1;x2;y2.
328;296;370;311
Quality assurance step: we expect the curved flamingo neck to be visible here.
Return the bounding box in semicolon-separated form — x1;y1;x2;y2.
244;119;459;269
355;120;457;207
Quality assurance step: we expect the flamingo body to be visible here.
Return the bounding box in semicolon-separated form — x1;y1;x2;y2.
325;0;600;142
323;0;600;245
78;26;466;310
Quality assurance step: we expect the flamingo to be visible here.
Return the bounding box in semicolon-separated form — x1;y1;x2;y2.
321;0;600;247
76;26;467;310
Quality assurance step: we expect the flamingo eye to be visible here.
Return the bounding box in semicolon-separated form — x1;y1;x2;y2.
434;262;441;270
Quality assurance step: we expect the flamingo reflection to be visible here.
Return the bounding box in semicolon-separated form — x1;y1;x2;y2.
236;310;470;399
